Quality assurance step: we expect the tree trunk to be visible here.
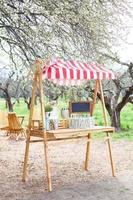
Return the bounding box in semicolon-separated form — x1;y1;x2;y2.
6;94;13;112
24;97;32;110
5;101;8;108
105;102;121;131
28;97;32;109
110;109;121;131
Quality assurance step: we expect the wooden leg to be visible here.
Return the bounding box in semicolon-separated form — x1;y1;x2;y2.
43;140;52;191
24;131;27;139
22;136;30;182
106;132;115;177
16;134;19;141
21;130;26;139
85;133;91;170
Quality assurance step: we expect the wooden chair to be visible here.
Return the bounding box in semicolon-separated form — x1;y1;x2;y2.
8;112;26;140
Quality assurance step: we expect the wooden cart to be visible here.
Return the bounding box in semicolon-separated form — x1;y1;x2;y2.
22;59;116;191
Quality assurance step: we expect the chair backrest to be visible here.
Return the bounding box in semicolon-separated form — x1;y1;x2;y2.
8;112;22;130
32;109;41;121
0;111;8;128
31;110;42;129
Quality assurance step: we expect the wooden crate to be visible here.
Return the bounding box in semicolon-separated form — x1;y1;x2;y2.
58;119;69;129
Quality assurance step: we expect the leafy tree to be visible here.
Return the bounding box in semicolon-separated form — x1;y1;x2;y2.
0;0;133;131
0;0;132;66
0;70;15;111
100;55;133;131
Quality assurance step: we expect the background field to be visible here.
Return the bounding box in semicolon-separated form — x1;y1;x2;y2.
0;98;133;140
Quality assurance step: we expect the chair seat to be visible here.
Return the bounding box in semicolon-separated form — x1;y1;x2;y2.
9;128;24;131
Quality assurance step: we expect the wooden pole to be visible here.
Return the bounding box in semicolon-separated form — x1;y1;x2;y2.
91;80;99;116
36;59;45;128
85;80;98;170
106;135;116;177
98;80;115;177
98;80;108;126
37;60;52;191
28;62;39;128
22;130;30;181
22;64;38;182
85;133;91;170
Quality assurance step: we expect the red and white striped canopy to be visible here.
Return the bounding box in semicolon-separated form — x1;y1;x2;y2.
42;59;115;86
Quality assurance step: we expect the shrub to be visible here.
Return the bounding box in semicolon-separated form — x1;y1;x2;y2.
45;104;53;112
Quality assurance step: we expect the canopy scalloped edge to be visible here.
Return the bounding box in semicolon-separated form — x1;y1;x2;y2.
42;59;115;86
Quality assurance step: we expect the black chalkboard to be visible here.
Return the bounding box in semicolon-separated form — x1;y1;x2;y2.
70;102;91;113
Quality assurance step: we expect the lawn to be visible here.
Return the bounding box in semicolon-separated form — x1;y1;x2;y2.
0;97;133;140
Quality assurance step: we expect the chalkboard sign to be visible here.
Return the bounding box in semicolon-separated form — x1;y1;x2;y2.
69;101;92;114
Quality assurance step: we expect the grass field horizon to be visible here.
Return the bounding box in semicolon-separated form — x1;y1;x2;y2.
0;97;133;140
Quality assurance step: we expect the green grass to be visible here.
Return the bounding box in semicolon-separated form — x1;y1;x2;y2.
93;130;133;141
112;130;133;140
120;103;133;129
0;97;133;140
0;98;7;111
0;98;30;125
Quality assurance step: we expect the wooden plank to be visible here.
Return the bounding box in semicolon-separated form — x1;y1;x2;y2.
22;133;30;182
46;126;115;134
37;60;45;130
28;69;38;129
106;132;116;177
29;126;115;141
22;60;39;182
85;133;92;170
91;80;99;116
30;126;115;135
97;80;115;176
98;80;108;126
37;59;52;192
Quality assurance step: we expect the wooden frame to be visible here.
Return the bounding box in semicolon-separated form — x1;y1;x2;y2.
69;101;92;116
22;59;115;191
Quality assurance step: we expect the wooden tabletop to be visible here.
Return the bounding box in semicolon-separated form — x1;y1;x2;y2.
45;126;115;140
29;126;115;141
46;126;115;134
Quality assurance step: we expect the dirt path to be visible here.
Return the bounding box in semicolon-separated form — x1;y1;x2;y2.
0;132;133;200
29;170;133;200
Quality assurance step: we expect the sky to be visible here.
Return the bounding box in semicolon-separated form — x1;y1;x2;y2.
116;4;133;63
118;27;133;62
